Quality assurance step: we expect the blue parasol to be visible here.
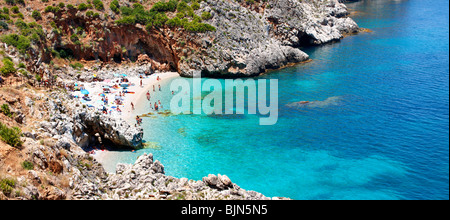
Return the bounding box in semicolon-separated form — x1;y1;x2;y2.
81;89;90;95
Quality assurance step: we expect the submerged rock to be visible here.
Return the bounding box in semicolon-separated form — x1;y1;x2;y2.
286;96;343;109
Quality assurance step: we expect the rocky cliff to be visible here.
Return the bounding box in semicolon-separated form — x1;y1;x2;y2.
1;0;359;80
180;0;359;77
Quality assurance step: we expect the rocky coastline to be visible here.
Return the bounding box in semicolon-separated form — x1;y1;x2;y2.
1;83;286;200
4;0;361;81
0;0;363;200
179;0;360;77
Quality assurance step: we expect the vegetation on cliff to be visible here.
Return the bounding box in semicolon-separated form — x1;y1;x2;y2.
0;0;217;80
0;121;22;148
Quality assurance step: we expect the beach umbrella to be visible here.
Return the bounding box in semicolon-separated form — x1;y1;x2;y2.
100;93;106;97
121;74;127;78
120;84;129;88
81;90;90;95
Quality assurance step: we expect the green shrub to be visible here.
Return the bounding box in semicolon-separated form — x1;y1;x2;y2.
1;103;11;117
44;6;59;13
0;122;23;148
110;0;120;13
115;0;215;32
201;11;211;20
0;58;16;76
31;10;42;20
92;0;104;10
21;161;34;170
0;177;16;196
17;12;24;19
0;34;30;54
191;2;200;10
166;17;183;28
116;4;154;25
78;3;88;11
0;21;8;30
11;6;19;14
1;34;30;53
184;21;216;33
70;62;84;70
176;1;192;13
115;15;135;25
5;0;15;5
70;34;79;42
151;12;168;28
86;10;94;17
14;19;27;30
151;0;178;12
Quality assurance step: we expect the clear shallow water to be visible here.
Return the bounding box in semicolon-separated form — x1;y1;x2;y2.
102;0;449;199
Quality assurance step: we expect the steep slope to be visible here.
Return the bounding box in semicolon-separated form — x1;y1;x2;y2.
1;0;359;80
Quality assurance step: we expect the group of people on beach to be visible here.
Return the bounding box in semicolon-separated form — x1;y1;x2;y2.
134;75;164;126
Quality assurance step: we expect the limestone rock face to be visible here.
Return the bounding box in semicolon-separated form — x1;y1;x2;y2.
177;0;360;77
90;153;284;200
35;91;144;150
22;0;358;79
72;110;144;149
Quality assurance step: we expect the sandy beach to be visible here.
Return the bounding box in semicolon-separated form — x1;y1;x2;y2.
121;72;180;122
70;71;180;167
71;71;179;122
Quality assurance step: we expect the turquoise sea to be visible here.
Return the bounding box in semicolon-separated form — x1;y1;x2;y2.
103;0;449;199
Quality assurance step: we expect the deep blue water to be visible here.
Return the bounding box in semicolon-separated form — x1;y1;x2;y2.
105;0;449;199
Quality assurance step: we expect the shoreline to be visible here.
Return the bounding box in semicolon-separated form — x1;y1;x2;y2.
79;71;179;171
121;72;180;123
69;71;179;124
